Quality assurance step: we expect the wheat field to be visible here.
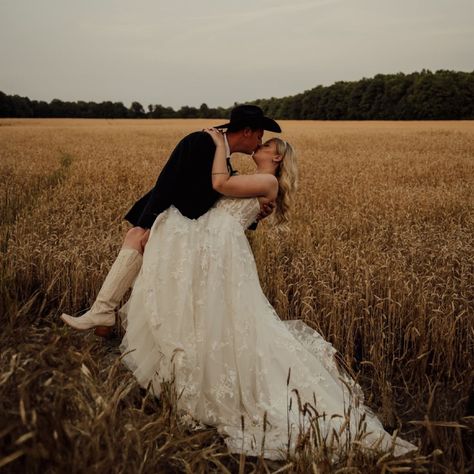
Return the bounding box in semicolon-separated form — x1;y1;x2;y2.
0;119;473;473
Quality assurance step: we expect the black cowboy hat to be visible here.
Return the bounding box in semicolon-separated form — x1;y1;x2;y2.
215;104;281;133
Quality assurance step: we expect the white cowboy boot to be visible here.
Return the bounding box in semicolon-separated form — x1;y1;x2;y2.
60;247;143;335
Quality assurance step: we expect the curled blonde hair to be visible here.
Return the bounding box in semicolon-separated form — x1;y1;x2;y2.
266;138;298;225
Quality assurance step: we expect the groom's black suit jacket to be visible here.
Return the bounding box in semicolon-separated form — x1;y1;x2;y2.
124;131;223;229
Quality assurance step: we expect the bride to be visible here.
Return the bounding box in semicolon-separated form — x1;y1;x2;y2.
118;128;417;460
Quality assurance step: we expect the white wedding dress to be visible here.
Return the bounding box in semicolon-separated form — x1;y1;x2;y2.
119;197;417;460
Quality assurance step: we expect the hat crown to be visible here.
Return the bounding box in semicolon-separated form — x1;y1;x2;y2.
231;105;264;121
214;104;281;133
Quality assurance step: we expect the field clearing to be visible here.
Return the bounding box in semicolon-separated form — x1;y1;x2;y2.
0;119;473;473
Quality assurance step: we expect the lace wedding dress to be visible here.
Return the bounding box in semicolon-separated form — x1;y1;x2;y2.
119;197;417;460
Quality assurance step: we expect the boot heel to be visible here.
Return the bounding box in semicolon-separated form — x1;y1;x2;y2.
95;326;113;338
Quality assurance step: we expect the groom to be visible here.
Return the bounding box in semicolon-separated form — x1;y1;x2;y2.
124;104;281;228
61;104;282;334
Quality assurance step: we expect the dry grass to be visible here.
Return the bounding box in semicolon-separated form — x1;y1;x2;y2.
0;119;473;473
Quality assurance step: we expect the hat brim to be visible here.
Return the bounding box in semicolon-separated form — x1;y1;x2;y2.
215;116;281;133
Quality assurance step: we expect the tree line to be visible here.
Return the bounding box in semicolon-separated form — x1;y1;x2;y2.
1;70;473;120
253;69;474;120
0;96;231;119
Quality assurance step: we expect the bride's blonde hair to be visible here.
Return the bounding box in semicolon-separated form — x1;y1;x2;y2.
267;138;297;225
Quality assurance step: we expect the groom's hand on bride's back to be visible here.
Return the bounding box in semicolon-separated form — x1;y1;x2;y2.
247;202;275;231
257;201;275;221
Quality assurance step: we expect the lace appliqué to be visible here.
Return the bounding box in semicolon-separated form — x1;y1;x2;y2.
213;197;260;229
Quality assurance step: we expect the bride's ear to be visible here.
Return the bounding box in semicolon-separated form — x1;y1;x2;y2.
272;154;283;163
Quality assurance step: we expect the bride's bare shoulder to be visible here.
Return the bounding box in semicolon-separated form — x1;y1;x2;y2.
257;173;278;200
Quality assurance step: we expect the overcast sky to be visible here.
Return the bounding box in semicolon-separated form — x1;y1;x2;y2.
1;0;473;109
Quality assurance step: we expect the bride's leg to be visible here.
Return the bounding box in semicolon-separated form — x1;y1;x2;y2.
60;227;148;336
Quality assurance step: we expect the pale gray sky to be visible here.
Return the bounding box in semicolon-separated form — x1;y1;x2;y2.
1;0;473;109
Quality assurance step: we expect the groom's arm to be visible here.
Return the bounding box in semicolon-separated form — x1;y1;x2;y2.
129;143;187;227
142;131;219;223
125;132;209;228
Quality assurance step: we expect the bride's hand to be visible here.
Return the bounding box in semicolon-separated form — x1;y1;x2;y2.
203;127;225;147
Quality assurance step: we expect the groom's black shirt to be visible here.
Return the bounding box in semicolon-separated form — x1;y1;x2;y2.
124;131;221;229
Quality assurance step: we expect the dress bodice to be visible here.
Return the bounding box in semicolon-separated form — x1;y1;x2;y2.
213;197;260;229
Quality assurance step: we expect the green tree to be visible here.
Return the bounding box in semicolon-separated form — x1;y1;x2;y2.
129;101;146;118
